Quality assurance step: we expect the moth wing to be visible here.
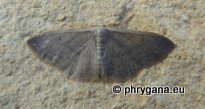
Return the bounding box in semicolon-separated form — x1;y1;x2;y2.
27;30;100;81
102;30;175;82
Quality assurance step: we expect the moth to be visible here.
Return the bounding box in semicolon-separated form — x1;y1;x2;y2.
27;27;175;82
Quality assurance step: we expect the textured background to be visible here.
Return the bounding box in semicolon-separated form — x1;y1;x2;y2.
0;0;205;109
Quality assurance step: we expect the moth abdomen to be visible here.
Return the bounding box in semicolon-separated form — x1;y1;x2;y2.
96;28;108;59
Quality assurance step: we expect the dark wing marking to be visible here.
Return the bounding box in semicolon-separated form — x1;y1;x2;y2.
102;30;175;82
27;30;100;81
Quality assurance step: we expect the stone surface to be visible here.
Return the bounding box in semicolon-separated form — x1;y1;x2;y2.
0;0;205;109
